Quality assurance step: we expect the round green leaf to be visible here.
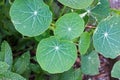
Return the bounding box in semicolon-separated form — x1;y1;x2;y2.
54;13;84;40
93;16;120;58
111;61;120;78
36;37;77;73
58;0;94;9
10;0;52;37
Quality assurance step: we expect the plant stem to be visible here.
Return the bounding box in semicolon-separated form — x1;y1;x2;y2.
49;0;53;6
59;6;66;17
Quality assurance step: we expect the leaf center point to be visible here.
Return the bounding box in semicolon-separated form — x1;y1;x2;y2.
104;32;108;37
68;27;71;31
34;11;38;16
55;46;59;50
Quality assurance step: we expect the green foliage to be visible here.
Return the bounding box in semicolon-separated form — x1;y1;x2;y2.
0;41;13;69
81;51;100;75
0;61;9;74
91;0;110;22
36;37;77;73
58;0;94;9
0;61;26;80
10;0;52;37
0;0;120;79
111;61;120;78
54;13;84;40
93;15;120;58
79;32;91;55
59;68;81;80
13;51;30;74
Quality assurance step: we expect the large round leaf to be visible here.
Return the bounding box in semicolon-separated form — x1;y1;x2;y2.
36;37;77;73
93;16;120;58
58;0;94;9
10;0;52;37
54;13;84;40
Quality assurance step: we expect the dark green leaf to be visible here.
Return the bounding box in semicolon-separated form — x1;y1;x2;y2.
14;51;30;74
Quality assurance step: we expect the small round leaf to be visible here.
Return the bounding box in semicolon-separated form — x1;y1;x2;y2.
54;13;84;40
36;37;77;73
111;61;120;78
58;0;94;9
10;0;52;37
93;16;120;58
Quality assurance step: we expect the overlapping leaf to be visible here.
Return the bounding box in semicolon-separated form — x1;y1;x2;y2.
81;51;100;75
58;0;94;9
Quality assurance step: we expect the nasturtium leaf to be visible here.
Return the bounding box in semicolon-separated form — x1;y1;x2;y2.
36;37;77;73
14;51;30;74
79;32;91;55
3;71;26;80
93;16;120;58
91;0;110;22
0;41;13;69
81;51;100;75
54;13;84;40
111;61;120;78
10;0;52;37
59;68;81;80
0;61;9;74
58;0;94;9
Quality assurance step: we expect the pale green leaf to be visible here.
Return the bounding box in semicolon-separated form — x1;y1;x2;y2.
81;51;100;75
10;0;52;37
93;16;120;58
111;61;120;78
58;0;94;9
55;13;84;40
79;32;91;55
36;37;77;73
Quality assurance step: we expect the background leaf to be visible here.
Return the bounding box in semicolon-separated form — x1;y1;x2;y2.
0;61;9;74
91;0;110;22
2;71;26;80
58;0;94;9
59;68;81;80
81;51;100;75
79;32;91;55
0;41;13;69
14;51;30;74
